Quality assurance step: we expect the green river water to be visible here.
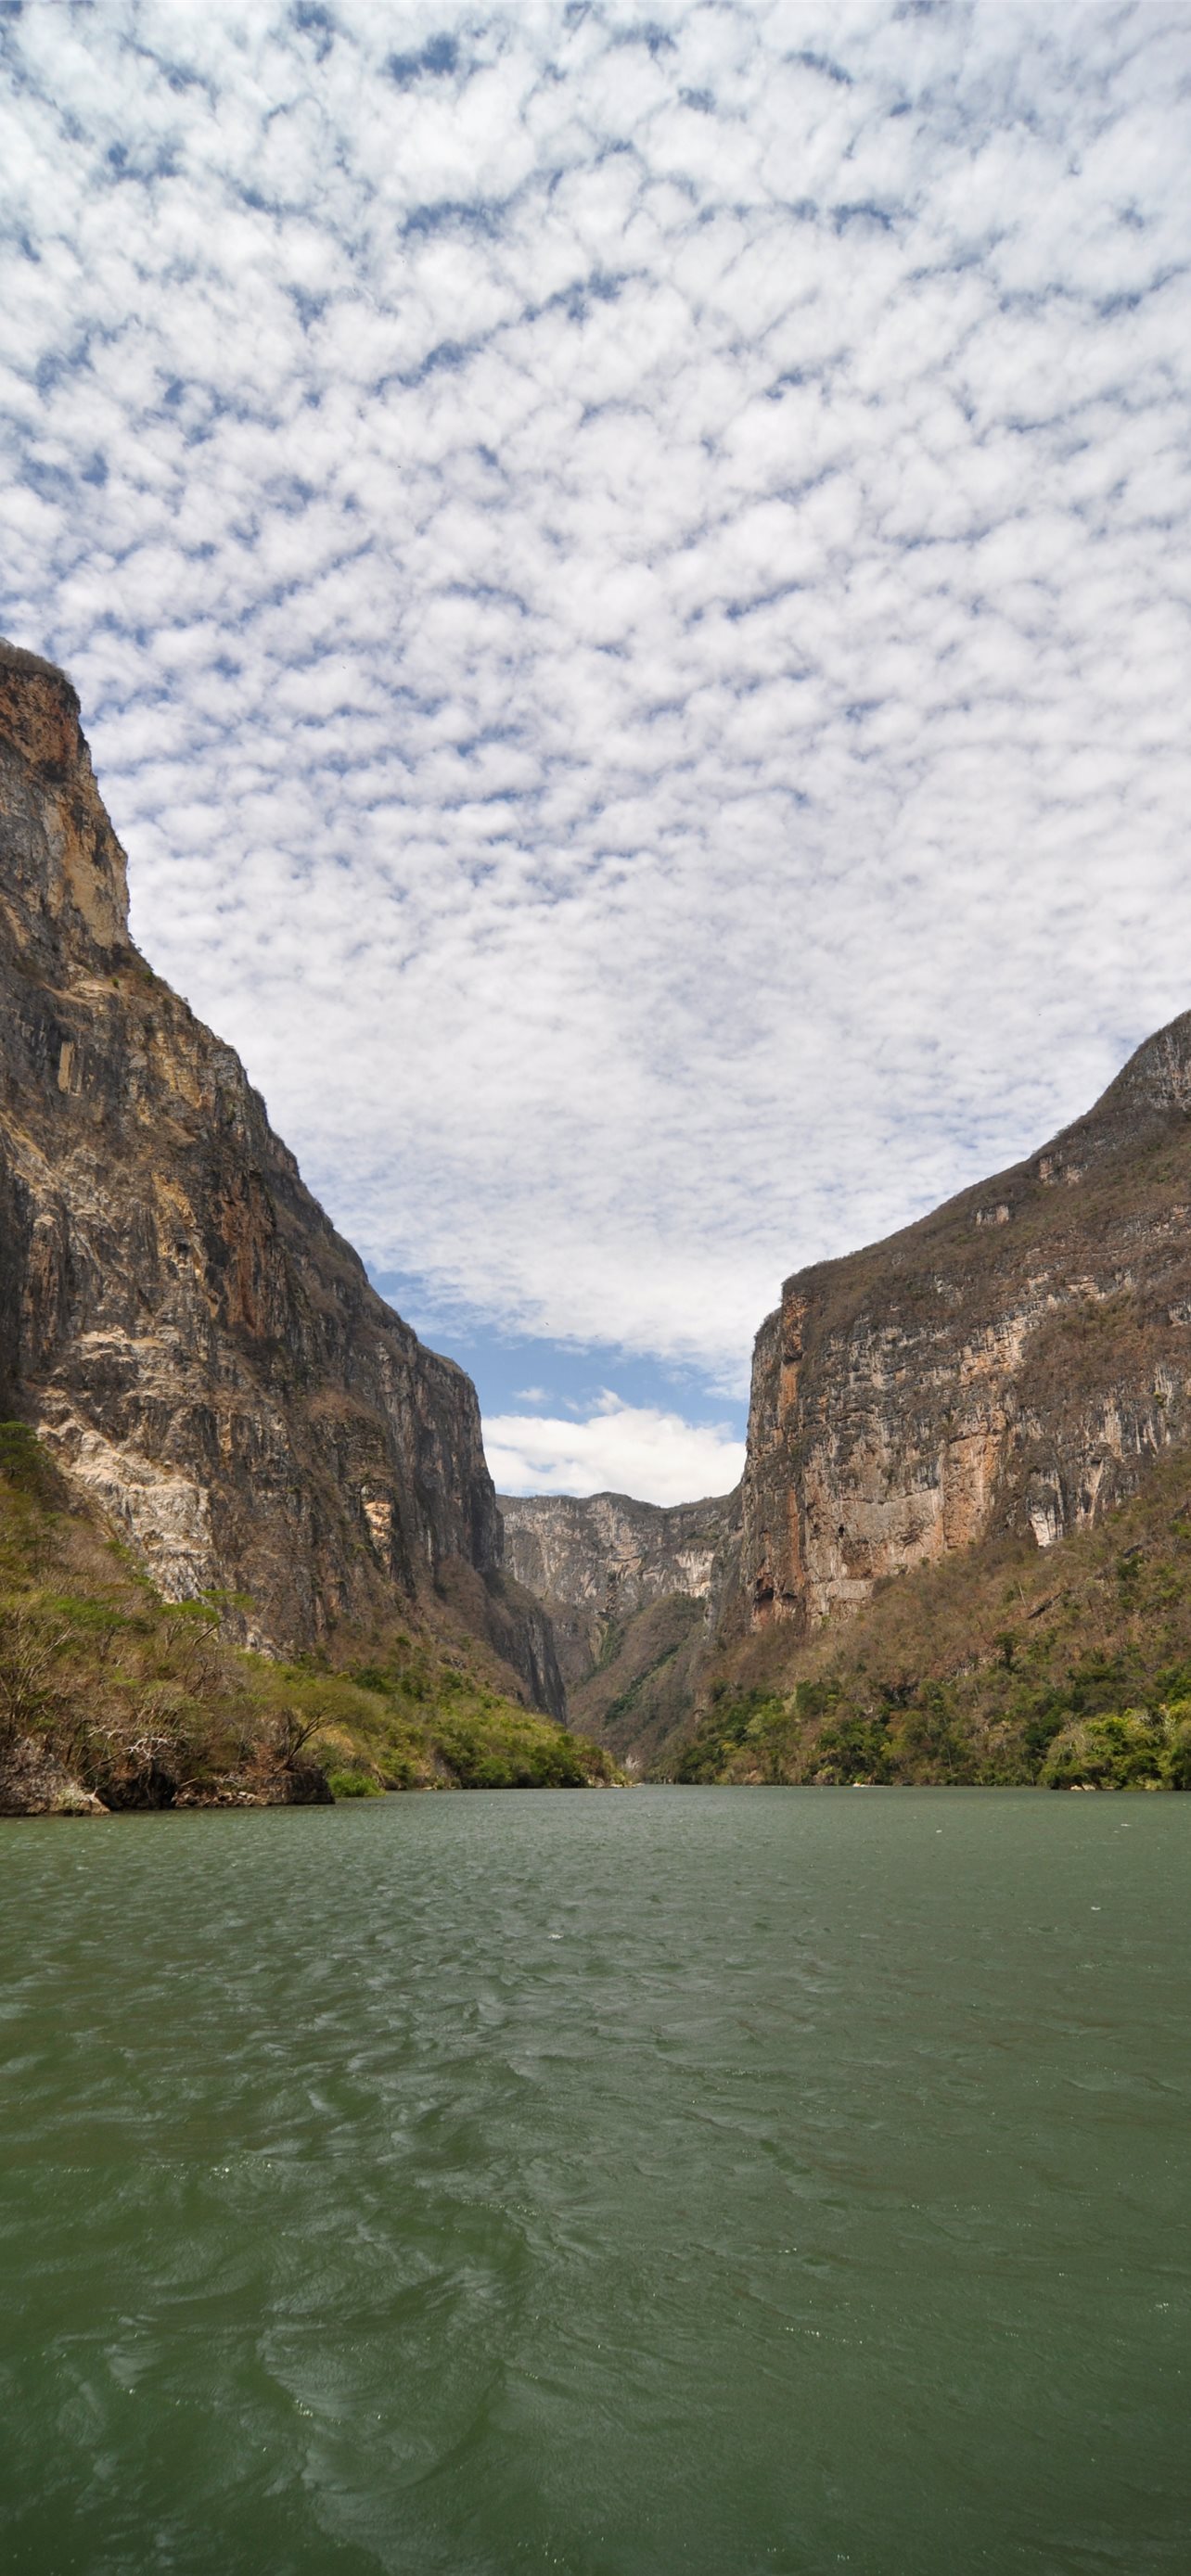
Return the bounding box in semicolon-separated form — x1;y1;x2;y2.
1;1787;1187;2574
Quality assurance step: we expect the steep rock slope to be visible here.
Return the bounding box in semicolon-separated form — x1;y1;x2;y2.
677;1442;1191;1789
499;1488;737;1761
0;640;560;1706
737;1011;1191;1645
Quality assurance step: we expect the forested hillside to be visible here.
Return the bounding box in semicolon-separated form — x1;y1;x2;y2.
673;1444;1191;1790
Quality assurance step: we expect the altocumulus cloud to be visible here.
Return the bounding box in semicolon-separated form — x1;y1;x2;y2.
4;0;1191;1459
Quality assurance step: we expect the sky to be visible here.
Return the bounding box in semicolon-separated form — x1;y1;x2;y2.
3;1;1191;1501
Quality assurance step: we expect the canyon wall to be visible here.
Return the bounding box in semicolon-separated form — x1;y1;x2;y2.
737;1014;1191;1643
499;1488;738;1675
0;639;561;1709
500;1488;738;1763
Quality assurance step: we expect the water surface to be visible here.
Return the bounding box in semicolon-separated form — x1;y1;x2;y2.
1;1788;1187;2573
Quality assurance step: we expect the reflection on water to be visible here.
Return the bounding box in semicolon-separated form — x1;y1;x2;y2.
1;1788;1188;2573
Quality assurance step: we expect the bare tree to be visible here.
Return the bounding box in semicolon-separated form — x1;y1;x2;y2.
0;1605;70;1748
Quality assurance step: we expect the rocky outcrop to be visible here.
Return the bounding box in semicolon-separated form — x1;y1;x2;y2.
0;639;559;1707
0;1734;109;1816
738;1011;1191;1641
499;1488;738;1761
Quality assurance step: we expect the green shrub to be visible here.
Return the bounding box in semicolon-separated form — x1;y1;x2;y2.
326;1768;385;1800
1042;1707;1178;1790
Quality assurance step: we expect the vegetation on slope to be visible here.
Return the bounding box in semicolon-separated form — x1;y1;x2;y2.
671;1446;1191;1789
568;1591;709;1771
0;1426;617;1814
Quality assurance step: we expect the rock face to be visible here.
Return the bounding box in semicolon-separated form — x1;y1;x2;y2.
500;1489;738;1666
499;1488;738;1763
0;639;561;1709
738;1013;1191;1642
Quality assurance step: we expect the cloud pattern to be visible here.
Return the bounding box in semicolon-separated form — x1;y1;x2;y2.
485;1393;745;1507
3;0;1191;1398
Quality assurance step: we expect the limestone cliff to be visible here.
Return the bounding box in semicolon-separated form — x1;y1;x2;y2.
738;1012;1191;1643
0;639;561;1710
499;1488;738;1763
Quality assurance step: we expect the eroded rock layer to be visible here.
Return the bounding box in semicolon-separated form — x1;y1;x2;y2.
738;1014;1191;1641
0;640;559;1706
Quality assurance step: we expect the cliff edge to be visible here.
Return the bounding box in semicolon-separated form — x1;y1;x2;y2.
737;1011;1191;1645
0;640;561;1710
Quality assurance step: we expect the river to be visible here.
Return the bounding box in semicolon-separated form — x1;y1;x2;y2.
1;1787;1187;2572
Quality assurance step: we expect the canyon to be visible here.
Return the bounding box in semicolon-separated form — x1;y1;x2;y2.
499;1488;738;1767
5;632;1191;1788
